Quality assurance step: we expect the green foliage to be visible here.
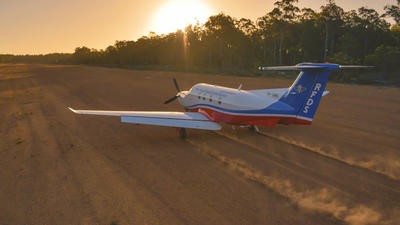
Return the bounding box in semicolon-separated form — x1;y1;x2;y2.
384;0;400;25
320;0;345;61
0;53;71;64
365;45;400;68
328;52;358;65
364;45;400;81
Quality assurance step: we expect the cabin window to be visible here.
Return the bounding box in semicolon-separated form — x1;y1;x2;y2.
202;97;206;100
218;101;222;105
209;98;212;102
198;96;201;99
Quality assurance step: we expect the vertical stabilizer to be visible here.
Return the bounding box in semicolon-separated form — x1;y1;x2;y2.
265;63;339;121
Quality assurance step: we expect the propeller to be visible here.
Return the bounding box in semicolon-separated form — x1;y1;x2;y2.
164;78;181;104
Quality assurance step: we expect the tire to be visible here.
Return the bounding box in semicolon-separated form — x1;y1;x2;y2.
179;128;187;139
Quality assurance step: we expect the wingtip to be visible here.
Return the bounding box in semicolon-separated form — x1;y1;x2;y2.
68;107;77;113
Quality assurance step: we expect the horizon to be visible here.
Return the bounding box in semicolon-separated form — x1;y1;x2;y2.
0;0;397;55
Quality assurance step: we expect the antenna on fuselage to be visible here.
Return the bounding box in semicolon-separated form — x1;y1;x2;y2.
237;84;243;91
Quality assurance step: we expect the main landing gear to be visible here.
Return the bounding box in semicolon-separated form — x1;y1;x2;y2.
177;128;187;139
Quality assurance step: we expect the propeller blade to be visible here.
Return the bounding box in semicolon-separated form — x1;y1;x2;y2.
163;78;181;104
164;95;178;104
173;78;180;92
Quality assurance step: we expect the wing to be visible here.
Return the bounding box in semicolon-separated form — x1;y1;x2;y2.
68;107;221;131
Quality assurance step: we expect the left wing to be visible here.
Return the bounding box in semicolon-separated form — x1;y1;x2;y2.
68;107;221;130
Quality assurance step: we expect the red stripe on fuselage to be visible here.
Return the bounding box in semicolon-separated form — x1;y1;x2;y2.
189;107;312;126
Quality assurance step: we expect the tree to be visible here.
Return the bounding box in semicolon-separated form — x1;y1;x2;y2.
234;18;260;68
235;18;255;36
204;13;246;69
13;0;400;82
297;8;324;61
320;0;344;61
73;46;92;64
365;45;400;80
384;0;400;25
338;7;390;61
185;23;207;68
260;0;299;64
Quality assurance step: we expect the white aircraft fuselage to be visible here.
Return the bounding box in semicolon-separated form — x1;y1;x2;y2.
177;83;307;126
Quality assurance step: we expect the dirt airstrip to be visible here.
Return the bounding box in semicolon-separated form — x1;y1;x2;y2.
0;64;399;225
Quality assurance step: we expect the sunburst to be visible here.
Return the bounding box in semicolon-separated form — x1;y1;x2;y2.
150;0;212;34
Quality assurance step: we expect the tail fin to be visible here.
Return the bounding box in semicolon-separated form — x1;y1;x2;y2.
262;63;340;121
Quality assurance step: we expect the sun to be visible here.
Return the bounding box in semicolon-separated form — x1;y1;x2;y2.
151;0;212;34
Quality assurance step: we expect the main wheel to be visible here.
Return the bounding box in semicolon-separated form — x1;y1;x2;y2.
178;128;187;139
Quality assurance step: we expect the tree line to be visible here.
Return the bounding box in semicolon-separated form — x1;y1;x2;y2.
1;0;400;84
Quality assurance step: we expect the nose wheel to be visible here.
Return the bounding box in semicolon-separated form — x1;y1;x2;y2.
248;125;260;133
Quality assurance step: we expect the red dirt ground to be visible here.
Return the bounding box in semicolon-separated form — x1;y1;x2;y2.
0;64;399;225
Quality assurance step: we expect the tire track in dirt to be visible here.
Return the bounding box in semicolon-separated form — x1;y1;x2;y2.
187;131;400;225
217;129;400;197
255;129;400;180
215;129;400;210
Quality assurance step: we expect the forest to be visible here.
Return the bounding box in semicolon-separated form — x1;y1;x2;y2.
2;0;400;84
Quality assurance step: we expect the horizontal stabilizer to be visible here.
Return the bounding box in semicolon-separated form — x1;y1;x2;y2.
259;63;373;71
339;65;374;69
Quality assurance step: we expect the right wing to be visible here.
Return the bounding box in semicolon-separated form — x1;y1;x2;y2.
68;107;221;130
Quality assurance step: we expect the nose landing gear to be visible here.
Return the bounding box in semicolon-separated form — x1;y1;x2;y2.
248;125;260;133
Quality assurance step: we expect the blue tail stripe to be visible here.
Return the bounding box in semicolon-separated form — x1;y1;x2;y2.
279;68;331;120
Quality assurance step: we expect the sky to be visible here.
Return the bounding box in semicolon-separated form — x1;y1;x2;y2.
0;0;397;55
